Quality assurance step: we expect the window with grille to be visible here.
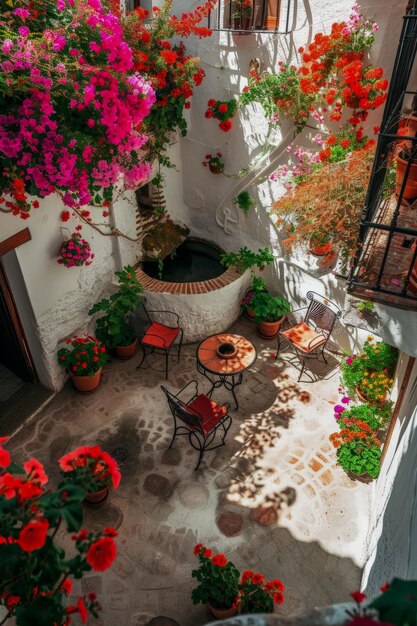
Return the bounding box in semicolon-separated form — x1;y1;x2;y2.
208;0;292;33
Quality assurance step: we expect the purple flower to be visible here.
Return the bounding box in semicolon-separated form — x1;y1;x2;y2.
341;396;351;404
345;357;353;365
334;405;346;414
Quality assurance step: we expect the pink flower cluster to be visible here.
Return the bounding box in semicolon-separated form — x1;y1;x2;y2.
57;233;94;268
0;0;156;215
269;144;320;189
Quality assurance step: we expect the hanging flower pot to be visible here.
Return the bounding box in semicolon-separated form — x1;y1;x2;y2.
58;233;94;268
308;235;334;258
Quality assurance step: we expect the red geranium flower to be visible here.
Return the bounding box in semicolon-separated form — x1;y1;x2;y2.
86;537;117;571
61;211;70;222
17;519;49;552
0;436;10;469
207;98;216;107
23;458;48;485
61;579;73;594
77;597;88;624
351;590;367;604
212;553;227;567
219;120;232;132
193;543;204;555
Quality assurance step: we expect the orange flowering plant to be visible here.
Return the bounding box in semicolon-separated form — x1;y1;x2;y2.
192;544;240;610
272;144;375;268
239;570;285;613
0;438;119;625
57;335;109;377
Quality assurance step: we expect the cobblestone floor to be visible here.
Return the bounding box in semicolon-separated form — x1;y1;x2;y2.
8;316;371;626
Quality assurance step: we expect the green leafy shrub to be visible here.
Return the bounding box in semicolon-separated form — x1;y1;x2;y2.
369;578;417;625
336;402;392;431
250;292;291;323
89;266;143;349
220;247;274;273
337;440;381;478
233;191;256;214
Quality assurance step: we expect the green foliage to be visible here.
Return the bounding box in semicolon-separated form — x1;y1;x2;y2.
220;247;274;273
233;191;256;214
341;338;398;398
89;266;143;349
370;578;417;625
337;440;381;478
157;258;164;280
192;551;240;609
357;300;375;313
250;292;291;323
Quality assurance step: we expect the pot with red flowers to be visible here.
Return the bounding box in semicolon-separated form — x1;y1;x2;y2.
57;334;109;392
58;233;94;268
239;570;285;614
202;153;225;174
192;544;240;618
0;438;118;624
59;445;121;505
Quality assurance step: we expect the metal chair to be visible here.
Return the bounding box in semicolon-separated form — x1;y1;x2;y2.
275;291;341;382
136;304;183;380
161;381;232;470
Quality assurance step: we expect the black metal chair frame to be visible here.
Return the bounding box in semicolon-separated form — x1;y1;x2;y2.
137;304;183;380
275;291;342;382
161;381;232;470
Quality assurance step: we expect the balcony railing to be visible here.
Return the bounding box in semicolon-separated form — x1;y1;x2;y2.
207;0;292;34
348;5;417;310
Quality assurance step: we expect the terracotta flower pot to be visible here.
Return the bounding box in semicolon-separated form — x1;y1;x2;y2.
403;114;417;137
308;236;333;258
245;307;256;320
355;385;386;406
395;152;417;203
84;485;109;505
346;469;374;484
114;338;138;360
208;602;239;620
69;367;102;393
257;316;285;339
231;15;252;31
209;163;223;175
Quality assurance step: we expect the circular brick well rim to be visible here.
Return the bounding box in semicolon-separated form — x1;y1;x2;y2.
135;266;242;295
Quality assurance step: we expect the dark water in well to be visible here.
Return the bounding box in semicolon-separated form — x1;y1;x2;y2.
142;238;225;283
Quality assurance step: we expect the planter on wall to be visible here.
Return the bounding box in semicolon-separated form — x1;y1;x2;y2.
69;367;102;392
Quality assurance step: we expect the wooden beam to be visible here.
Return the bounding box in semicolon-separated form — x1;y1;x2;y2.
381;355;416;466
0;228;31;257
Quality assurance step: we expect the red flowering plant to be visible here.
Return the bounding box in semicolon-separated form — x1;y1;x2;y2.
58;446;121;495
57;233;94;268
57;334;109;377
239;571;285;613
111;0;214;166
345;580;417;626
0;437;118;625
191;544;240;611
205;99;238;132
0;0;155;219
202;153;225;173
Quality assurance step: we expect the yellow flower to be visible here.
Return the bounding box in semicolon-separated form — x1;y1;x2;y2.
367;335;374;341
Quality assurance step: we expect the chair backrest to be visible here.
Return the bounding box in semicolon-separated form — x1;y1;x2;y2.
129;298;152;337
161;386;204;434
304;292;341;337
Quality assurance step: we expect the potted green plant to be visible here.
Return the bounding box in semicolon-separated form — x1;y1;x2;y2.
89;266;143;359
330;431;382;481
192;544;240;619
239;571;284;614
250;292;291;338
57;334;109;392
241;275;268;320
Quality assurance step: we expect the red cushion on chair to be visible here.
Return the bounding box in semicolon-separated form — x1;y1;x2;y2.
280;322;326;353
188;394;227;435
141;321;180;349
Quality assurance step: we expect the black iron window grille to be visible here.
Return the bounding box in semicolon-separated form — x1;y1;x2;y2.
207;0;292;34
348;4;417;310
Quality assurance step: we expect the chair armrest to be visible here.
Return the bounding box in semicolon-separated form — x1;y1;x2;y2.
146;310;180;328
176;379;199;403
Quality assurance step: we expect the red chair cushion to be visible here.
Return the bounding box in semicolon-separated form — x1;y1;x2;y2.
141;321;180;349
280;322;326;353
188;394;227;435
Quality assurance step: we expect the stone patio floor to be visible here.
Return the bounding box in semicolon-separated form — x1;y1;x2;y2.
7;315;371;626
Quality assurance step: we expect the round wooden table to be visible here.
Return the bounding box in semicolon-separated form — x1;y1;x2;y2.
196;333;257;409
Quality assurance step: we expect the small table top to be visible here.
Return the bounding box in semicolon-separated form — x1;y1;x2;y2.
197;333;257;376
